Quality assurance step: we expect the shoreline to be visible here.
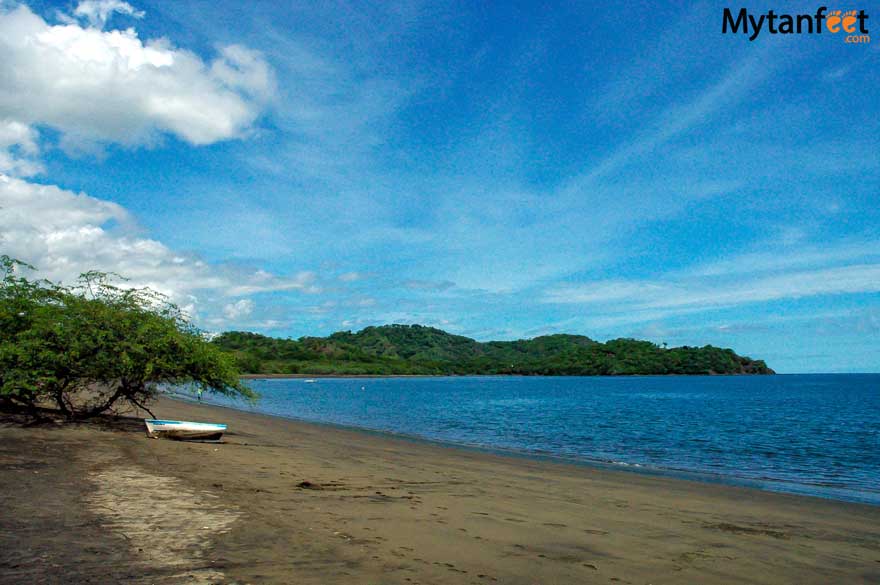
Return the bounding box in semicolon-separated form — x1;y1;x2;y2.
3;398;880;584
240;372;777;379
176;388;880;507
241;373;447;379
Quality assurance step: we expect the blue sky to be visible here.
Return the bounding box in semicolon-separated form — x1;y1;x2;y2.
0;1;878;373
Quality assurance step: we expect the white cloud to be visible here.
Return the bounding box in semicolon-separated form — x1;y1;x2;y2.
690;240;880;277
545;264;880;315
73;0;144;29
210;45;276;102
222;299;254;319
225;269;319;296
562;49;773;193
0;3;290;330
0;119;42;177
403;279;456;291
0;174;312;310
0;4;273;150
650;264;880;309
544;281;666;305
0;174;213;298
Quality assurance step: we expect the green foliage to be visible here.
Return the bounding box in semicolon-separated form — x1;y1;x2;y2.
0;256;255;418
213;324;774;376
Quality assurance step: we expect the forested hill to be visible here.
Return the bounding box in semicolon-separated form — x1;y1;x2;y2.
212;324;774;376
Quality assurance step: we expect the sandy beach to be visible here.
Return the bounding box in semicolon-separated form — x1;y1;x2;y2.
2;397;879;585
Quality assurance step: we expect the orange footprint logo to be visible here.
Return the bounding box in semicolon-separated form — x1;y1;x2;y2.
841;10;859;32
826;10;842;32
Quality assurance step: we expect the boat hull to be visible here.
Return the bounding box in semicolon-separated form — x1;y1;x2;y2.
144;419;226;441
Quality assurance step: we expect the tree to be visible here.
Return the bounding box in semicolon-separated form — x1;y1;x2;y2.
0;256;256;418
0;256;57;412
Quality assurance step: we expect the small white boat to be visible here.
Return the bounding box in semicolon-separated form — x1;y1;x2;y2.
304;379;317;383
144;419;227;441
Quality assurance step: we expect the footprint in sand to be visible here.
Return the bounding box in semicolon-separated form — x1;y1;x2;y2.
435;562;466;574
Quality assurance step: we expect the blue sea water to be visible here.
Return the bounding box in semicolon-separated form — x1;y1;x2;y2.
183;374;880;505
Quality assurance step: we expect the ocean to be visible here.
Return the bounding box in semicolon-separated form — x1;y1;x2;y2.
183;374;880;505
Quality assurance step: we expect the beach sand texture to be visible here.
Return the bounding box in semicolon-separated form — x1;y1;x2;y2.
1;397;879;584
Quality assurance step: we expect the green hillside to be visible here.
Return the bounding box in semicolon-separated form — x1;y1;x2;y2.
213;324;774;376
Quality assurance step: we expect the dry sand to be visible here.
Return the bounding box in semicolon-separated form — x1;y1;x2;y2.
1;397;879;584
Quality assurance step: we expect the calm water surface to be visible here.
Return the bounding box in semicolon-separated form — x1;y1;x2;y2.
183;374;880;504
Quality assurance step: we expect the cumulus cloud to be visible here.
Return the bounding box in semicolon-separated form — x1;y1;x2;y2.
0;3;274;152
0;2;289;330
0;174;313;309
223;299;255;319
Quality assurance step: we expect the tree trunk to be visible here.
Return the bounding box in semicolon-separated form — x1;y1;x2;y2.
54;385;71;417
73;384;129;419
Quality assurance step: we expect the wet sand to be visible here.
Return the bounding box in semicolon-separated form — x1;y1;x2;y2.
1;397;879;584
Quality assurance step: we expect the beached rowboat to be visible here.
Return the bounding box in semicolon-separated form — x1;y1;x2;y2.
144;419;227;441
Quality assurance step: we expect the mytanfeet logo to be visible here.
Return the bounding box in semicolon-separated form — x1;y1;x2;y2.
723;7;870;43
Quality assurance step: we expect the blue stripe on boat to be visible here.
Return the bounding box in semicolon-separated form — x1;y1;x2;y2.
147;420;226;428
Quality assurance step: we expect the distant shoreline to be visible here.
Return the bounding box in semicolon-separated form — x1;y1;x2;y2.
240;372;772;379
218;325;775;377
240;373;445;379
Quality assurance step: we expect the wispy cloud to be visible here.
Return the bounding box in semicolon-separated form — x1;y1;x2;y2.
72;0;144;29
404;279;456;291
338;271;366;282
562;48;775;194
546;263;880;316
691;240;880;277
